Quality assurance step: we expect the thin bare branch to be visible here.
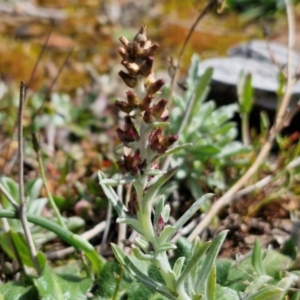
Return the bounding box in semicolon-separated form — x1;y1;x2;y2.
34;48;74;119
167;0;221;106
27;29;53;90
17;81;40;274
0;183;19;210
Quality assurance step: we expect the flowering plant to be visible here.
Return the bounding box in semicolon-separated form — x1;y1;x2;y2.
98;25;227;300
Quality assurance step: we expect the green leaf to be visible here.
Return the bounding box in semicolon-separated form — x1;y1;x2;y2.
176;238;211;290
26;198;47;217
244;285;287;300
0;231;36;269
216;141;251;158
260;111;270;131
211;103;238;125
173;257;185;278
252;239;266;276
0;281;38;300
290;291;300;300
187;54;200;89
191;144;220;156
34;257;93;300
215;286;242;300
174;194;214;232
157;225;176;244
195;230;228;294
154;196;165;231
191;68;213;118
215;259;233;285
111;244;175;299
96;261;123;298
244;275;272;294
126;281;156;300
206;264;216;300
157;242;177;253
117;216;143;234
98;171;127;218
160;143;193;158
0;176;19;206
238;72;253;114
25;178;43;201
142;167;178;209
0;210;104;276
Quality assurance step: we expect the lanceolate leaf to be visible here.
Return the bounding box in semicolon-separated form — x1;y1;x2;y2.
206;264;216;300
0;210;104;276
252;239;266;276
142;167;178;208
174;194;214;231
98;171;127;218
176;239;211;291
111;244;175;299
0;231;35;269
195;230;228;294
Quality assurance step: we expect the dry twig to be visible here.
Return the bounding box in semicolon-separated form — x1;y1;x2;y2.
17;82;41;274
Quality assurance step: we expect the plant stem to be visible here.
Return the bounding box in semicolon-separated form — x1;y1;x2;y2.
33;132;67;230
0;209;104;276
17;81;40;275
241;113;251;146
167;0;220;107
112;265;124;300
0;182;19;210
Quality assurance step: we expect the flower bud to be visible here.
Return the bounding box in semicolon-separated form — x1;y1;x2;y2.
139;95;153;111
131;42;144;58
143;109;153;123
119;71;137;88
140;56;153;77
147;79;165;95
124;116;140;141
151;99;167;118
116;128;135;145
155;216;166;236
119;36;130;48
134;25;147;46
115;100;133;114
161;135;178;149
118;47;127;59
123;149;141;175
141;43;159;58
128;192;139;215
121;60;140;75
126;91;139;106
148;128;162;152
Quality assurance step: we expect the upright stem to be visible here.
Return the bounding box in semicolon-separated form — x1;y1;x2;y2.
18;81;40;274
33;132;67;230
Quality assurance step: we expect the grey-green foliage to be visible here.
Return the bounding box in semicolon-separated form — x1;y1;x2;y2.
0;253;93;300
95;238;296;300
0;176;84;244
169;54;251;200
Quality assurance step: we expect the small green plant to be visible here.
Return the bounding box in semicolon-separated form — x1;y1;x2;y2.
167;55;251;200
99;24;229;300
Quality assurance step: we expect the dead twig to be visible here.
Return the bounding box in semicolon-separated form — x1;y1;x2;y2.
167;0;221;106
17;82;41;274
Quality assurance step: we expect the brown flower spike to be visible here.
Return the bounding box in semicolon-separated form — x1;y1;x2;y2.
115;25;178;176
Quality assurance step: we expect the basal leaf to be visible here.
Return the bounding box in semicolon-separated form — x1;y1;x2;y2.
34;260;93;300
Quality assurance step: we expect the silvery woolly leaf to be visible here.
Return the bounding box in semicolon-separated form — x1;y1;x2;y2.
98;171;127;218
